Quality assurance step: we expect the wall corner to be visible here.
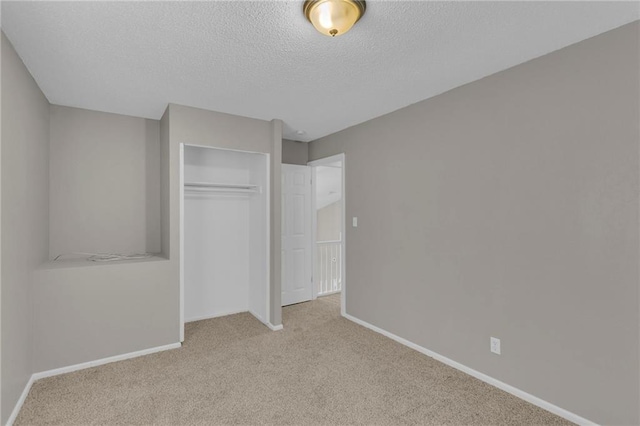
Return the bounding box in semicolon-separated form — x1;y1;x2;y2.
270;119;283;326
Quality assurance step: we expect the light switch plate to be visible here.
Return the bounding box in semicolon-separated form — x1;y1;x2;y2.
490;337;501;355
352;217;358;227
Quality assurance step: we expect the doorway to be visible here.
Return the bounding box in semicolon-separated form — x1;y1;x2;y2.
280;153;346;316
309;154;345;315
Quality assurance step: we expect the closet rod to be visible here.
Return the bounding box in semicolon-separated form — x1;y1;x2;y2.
185;182;257;189
184;182;259;193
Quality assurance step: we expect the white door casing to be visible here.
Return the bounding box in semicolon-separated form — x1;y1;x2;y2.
281;164;313;306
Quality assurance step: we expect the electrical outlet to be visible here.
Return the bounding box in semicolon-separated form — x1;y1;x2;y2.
490;337;501;355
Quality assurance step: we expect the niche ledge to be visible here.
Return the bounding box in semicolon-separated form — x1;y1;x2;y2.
38;254;169;271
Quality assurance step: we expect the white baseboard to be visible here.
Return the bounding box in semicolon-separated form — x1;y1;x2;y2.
248;309;265;324
6;375;35;426
186;309;248;323
7;342;181;426
342;313;597;426
32;342;182;380
187;309;281;332
267;323;283;331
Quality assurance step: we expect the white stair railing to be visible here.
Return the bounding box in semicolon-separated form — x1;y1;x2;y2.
316;240;342;296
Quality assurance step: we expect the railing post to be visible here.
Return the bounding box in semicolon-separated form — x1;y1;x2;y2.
316;240;343;296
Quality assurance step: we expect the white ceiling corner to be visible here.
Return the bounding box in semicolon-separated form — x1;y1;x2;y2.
2;1;638;142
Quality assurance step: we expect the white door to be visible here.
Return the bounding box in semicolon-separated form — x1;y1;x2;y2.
281;164;313;306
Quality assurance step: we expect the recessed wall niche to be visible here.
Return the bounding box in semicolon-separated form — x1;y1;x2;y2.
48;105;162;262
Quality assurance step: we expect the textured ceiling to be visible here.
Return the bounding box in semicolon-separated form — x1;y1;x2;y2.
2;1;638;141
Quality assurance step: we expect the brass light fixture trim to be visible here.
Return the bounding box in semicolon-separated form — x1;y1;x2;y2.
303;0;366;37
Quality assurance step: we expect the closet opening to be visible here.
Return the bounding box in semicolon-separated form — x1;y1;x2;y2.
179;144;270;341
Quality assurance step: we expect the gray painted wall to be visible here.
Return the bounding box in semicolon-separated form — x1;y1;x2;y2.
33;106;172;372
160;109;170;259
49;105;161;258
270;120;283;326
163;104;282;327
282;139;308;165
33;259;175;372
309;22;640;425
1;33;49;424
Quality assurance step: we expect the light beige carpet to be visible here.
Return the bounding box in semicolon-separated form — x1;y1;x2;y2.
16;295;571;425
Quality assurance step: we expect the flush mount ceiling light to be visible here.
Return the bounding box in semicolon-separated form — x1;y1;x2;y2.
303;0;366;37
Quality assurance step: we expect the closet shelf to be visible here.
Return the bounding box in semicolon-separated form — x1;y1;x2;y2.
184;182;260;193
